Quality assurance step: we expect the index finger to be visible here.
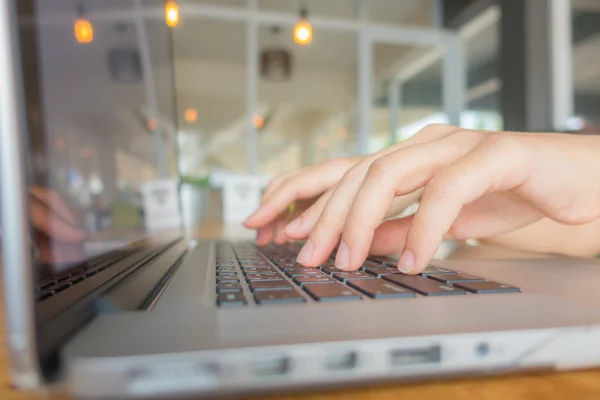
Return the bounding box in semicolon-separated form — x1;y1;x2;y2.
244;161;350;229
336;131;480;271
297;124;462;267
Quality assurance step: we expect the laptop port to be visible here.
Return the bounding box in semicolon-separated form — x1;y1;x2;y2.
389;345;441;366
324;351;357;371
251;356;290;377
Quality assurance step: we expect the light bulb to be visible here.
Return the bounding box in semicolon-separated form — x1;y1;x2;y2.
252;114;264;129
146;118;157;131
165;0;180;28
184;108;197;123
74;17;93;44
294;19;312;45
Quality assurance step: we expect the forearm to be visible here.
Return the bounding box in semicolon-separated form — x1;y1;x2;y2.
480;218;600;258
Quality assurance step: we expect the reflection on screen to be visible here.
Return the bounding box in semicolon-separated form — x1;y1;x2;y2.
26;0;179;272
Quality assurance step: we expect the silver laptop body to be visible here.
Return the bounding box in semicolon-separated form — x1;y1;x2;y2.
3;1;600;399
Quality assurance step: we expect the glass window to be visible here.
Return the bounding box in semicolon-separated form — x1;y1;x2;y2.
371;43;445;149
368;0;432;26
191;0;247;8
463;14;502;130
173;19;247;175
259;0;357;21
27;0;179;267
571;3;600;134
257;25;357;174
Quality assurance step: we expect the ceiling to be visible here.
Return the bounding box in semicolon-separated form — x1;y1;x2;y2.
173;0;429;73
31;0;600;177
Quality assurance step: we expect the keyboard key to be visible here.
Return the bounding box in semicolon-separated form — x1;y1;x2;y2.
428;273;484;284
321;261;337;267
38;279;58;289
454;281;520;294
279;263;308;272
332;271;375;282
65;275;86;285
304;282;362;301
362;266;402;278
216;267;236;274
216;262;236;267
217;282;242;293
293;275;336;286
371;256;398;266
37;291;54;301
419;266;456;276
241;262;270;267
284;268;324;277
254;290;305;305
347;279;415;299
241;266;276;274
217;293;247;307
249;280;294;291
320;266;344;275
44;283;71;293
384;275;465;296
217;275;239;283
277;263;299;268
362;260;382;267
245;272;282;281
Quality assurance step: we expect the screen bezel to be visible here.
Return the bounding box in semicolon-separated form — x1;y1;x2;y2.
13;0;182;381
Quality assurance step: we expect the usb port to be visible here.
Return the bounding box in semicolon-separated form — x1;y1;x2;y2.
324;351;357;371
251;356;290;377
390;346;441;366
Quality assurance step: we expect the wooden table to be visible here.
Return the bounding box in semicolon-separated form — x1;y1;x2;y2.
2;226;600;399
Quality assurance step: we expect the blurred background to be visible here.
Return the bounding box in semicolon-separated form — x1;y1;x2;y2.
16;0;600;236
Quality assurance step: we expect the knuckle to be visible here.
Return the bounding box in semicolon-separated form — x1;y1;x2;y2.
448;129;481;142
425;175;455;203
414;123;453;140
367;158;392;180
483;133;526;154
323;158;352;175
337;163;363;187
264;176;284;193
462;134;532;167
278;181;298;199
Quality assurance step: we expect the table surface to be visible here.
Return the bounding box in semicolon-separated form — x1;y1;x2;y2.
2;224;600;399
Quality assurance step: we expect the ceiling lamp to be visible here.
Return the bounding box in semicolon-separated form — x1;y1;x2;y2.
165;0;180;28
184;108;197;123
252;114;264;129
74;1;93;44
293;7;312;45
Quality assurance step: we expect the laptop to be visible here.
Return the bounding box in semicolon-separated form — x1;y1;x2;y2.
3;0;600;399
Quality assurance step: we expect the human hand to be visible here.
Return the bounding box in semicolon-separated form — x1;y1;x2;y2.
244;156;362;245
29;186;88;264
292;124;600;274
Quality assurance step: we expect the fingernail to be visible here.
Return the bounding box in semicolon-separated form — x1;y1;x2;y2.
398;250;414;273
297;240;314;265
335;241;350;270
285;217;302;234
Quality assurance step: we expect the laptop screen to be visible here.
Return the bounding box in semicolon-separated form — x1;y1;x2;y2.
21;0;180;275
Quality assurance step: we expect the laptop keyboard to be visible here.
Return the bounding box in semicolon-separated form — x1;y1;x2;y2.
35;248;140;302
216;243;520;307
